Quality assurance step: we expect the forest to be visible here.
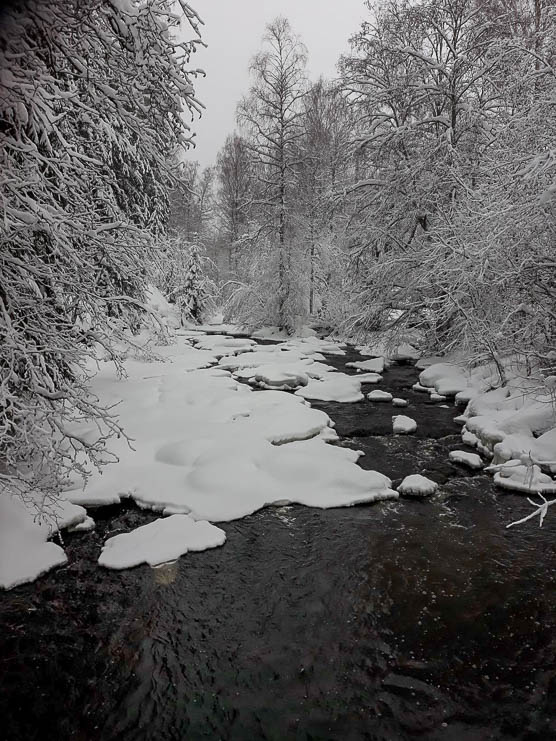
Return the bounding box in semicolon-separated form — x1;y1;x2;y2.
1;0;556;738
1;0;554;502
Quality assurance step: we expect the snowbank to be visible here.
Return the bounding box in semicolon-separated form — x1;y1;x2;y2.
0;494;86;590
423;361;556;495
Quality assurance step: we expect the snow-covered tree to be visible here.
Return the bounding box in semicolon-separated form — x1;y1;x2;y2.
338;0;556;367
215;133;253;275
0;0;203;497
234;17;308;331
296;79;354;318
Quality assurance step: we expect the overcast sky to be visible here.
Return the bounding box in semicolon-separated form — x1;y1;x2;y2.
186;0;368;168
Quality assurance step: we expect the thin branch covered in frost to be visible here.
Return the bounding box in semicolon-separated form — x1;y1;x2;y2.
507;494;556;529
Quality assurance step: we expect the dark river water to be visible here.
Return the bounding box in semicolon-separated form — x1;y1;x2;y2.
1;348;555;740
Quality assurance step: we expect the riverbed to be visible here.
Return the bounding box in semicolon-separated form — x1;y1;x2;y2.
1;348;555;740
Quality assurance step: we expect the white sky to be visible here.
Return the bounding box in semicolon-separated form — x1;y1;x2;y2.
185;0;368;168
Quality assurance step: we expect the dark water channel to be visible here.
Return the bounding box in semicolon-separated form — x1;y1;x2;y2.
1;347;556;740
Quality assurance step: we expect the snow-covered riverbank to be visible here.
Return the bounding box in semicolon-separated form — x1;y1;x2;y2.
3;306;555;590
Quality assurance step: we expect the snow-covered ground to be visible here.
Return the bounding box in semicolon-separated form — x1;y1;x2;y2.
1;318;401;589
5;314;554;590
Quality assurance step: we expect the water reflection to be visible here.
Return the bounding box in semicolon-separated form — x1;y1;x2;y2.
151;560;178;587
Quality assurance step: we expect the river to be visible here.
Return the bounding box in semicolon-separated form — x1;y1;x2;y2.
1;347;555;740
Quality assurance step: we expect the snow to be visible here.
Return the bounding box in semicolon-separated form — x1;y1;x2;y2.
0;493;87;590
98;514;226;569
192;334;256;358
389;342;420;361
357;372;383;384
251;325;317;340
393;415;417;434
419;363;470;397
251;326;290;340
219;347;318;372
134;435;398;521
251;366;309;390
449;450;483;470
367;390;393;402
282;336;347;356
392;398;409;407
430;393;447;402
63;335;398;527
295;374;364;402
6;327;406;585
412;382;430;393
68;516;96;532
491;463;556;494
347;357;385;373
397;474;438;497
415;356;446;370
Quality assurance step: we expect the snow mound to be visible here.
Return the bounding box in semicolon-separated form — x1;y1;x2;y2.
398;475;438;497
449;450;483;469
98;515;226;570
0;493;87;590
393;415;417;434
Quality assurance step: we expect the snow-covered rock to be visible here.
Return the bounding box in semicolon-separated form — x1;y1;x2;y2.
393;415;417;434
392;398;409;407
367;390;393;402
398;475;438;497
449;450;483;470
98;515;226;570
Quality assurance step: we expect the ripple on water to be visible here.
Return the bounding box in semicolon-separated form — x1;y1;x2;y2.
1;349;556;741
